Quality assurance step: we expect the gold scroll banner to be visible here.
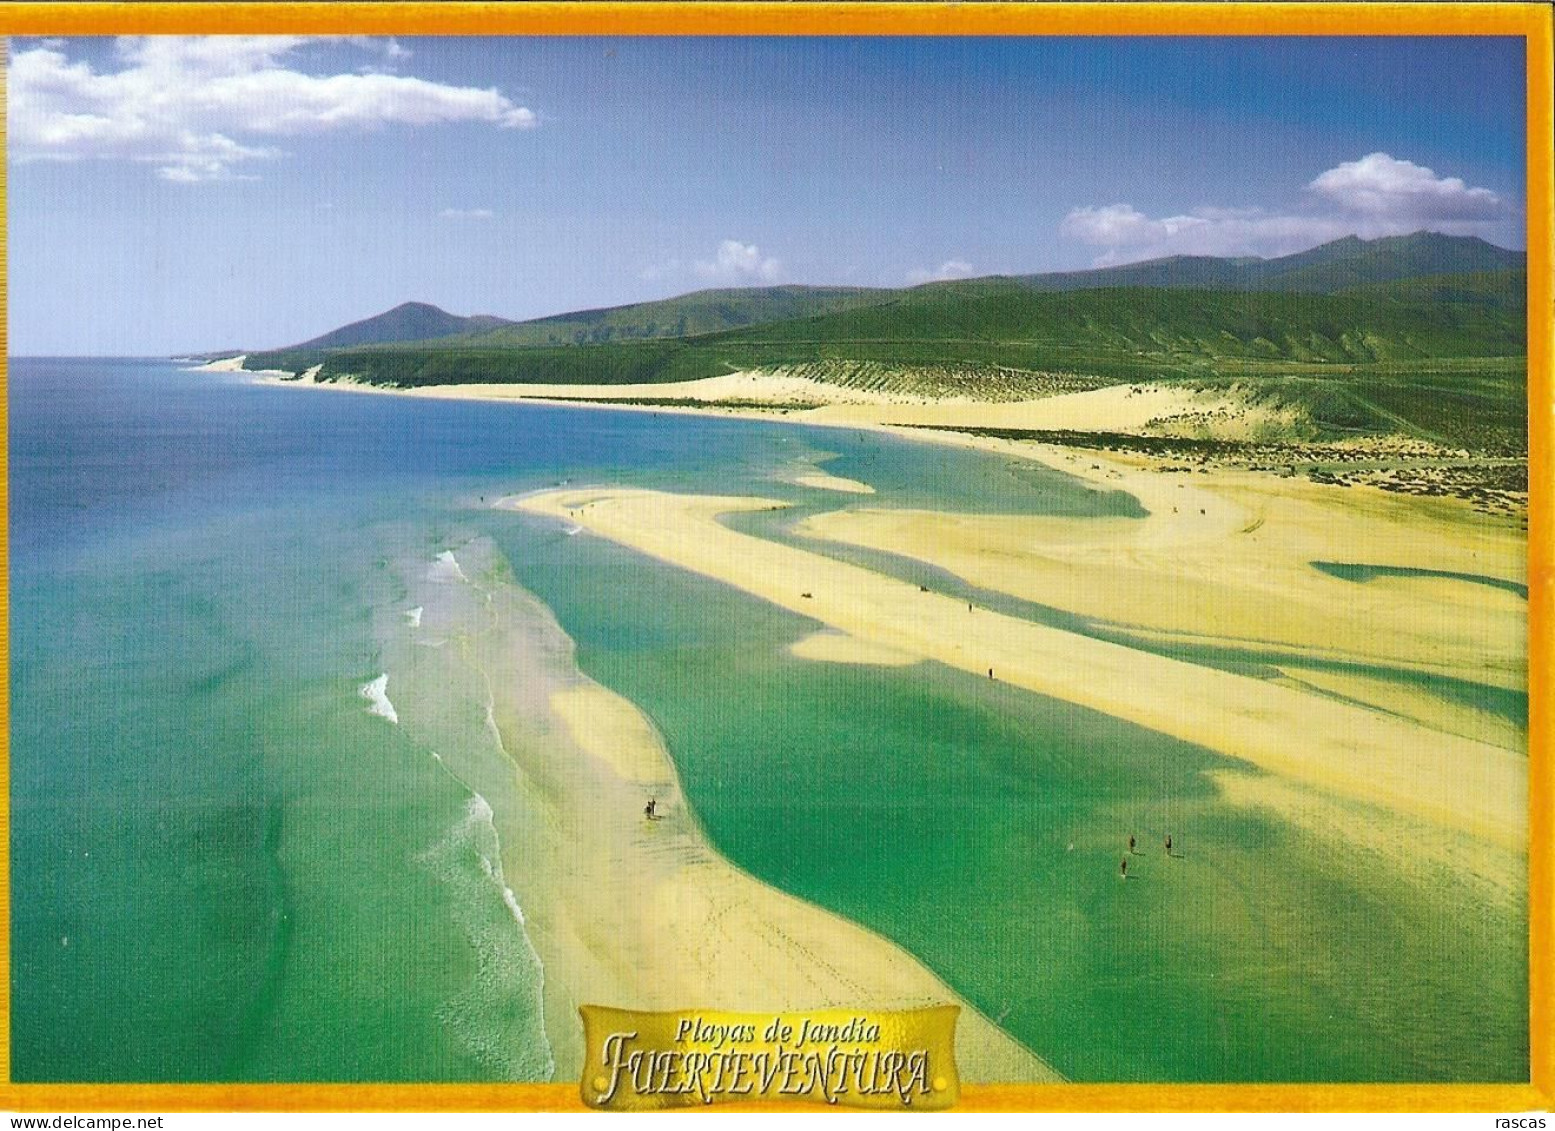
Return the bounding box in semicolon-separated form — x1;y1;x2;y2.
578;1004;962;1111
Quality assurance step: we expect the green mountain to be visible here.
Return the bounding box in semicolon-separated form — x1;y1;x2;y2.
285;302;514;350
467;285;896;347
252;232;1523;361
292;271;1524;389
978;232;1525;295
1250;232;1525;291
709;273;1526;363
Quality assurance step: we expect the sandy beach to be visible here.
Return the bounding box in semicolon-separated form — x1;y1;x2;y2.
493;371;1524;891
797;438;1527;734
255;361;1528;1074
522;678;1057;1081
245;360;1527;846
409;538;1056;1082
513;485;1524;856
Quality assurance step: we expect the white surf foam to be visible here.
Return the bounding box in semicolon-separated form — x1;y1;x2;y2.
500;883;528;927
405;606;424;628
462;793;530;924
428;550;468;584
359;673;399;724
417;789;554;1079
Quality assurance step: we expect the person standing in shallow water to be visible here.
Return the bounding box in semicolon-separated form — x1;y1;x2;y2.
1165;833;1173;856
1119;858;1128;879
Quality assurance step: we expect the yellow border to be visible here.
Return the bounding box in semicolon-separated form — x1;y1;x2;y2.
0;3;1549;1114
0;1;1546;36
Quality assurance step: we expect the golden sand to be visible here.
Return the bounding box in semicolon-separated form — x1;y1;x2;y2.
268;368;1526;1075
514;485;1525;854
549;685;669;783
403;536;1054;1082
796;453;1525;705
512;677;1056;1081
282;368;1296;440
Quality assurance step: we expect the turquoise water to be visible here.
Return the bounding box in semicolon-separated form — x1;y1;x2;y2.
9;358;1528;1083
508;524;1528;1082
8;359;847;1080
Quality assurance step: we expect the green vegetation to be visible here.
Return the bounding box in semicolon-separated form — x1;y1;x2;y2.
289;280;1522;385
990;232;1524;294
468;285;894;347
704;283;1525;362
250;233;1524;362
285;282;1524;452
309;342;734;387
239;234;1527;459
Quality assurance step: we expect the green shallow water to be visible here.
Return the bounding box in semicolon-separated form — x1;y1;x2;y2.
502;514;1528;1083
10;514;538;1081
11;359;1528;1083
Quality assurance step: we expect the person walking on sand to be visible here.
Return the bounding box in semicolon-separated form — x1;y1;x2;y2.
645;797;657;820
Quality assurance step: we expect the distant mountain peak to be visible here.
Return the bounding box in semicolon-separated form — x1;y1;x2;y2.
1003;230;1521;295
281;302;515;351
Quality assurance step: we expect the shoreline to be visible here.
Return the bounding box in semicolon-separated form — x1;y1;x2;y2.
235;361;1526;1076
512;487;1525;855
252;362;1527;844
390;536;1056;1082
213;356;1528;511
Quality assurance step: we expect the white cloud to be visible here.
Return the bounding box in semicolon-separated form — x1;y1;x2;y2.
9;36;536;182
1307;152;1502;220
1060;153;1512;265
1061;204;1354;264
439;207;495;221
1060;204;1163;247
692;240;783;283
906;259;975;285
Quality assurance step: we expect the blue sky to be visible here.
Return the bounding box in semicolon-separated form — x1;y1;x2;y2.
7;35;1527;355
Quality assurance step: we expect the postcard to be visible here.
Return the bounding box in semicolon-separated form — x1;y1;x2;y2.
2;2;1549;1116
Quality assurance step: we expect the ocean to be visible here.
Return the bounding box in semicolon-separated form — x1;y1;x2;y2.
7;358;1527;1083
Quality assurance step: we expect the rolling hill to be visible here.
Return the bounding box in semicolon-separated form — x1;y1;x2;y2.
273;274;1524;391
467;285;897;347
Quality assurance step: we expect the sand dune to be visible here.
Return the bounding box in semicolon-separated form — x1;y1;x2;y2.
278;367;1298;442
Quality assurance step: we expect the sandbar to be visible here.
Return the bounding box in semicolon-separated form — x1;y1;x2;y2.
422;542;1057;1082
513;486;1525;855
